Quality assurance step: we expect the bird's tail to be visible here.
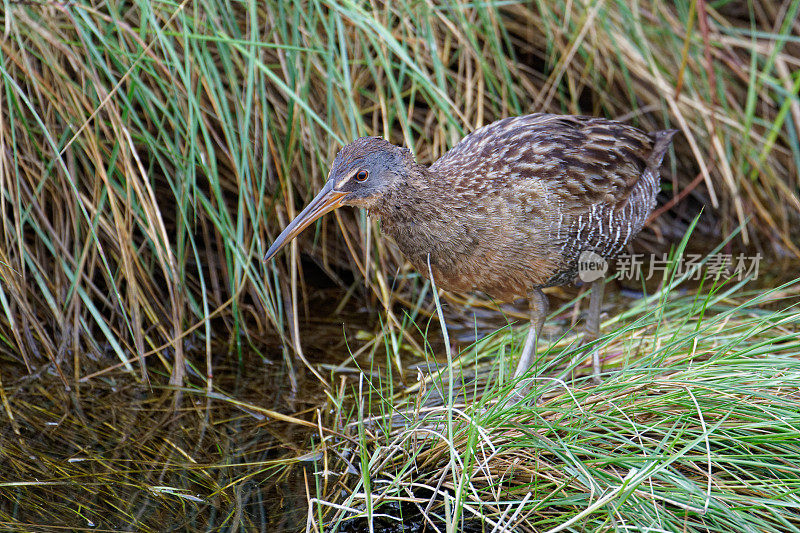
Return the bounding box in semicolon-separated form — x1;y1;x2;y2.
648;129;679;168
625;128;679;237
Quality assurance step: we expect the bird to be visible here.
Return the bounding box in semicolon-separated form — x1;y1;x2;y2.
264;114;677;383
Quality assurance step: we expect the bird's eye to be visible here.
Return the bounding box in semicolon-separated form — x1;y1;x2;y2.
355;169;369;182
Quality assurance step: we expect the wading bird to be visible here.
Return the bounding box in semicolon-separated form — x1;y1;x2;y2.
265;114;677;382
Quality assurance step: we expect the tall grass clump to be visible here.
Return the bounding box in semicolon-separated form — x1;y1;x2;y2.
309;269;800;532
0;0;798;381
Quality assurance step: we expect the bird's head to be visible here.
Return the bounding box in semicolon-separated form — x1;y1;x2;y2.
264;137;413;261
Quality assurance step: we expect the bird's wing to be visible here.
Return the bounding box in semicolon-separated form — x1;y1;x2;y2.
432;114;656;214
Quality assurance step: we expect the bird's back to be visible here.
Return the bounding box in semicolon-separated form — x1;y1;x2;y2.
404;114;677;298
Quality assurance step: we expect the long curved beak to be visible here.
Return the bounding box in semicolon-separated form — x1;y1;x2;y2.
264;181;349;261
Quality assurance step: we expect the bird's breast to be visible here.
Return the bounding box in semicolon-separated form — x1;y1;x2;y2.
376;198;560;300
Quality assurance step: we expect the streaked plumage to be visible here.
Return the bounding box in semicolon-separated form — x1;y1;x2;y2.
265;113;678;383
349;114;675;300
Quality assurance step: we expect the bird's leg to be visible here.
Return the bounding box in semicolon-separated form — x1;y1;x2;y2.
585;277;606;383
514;288;549;379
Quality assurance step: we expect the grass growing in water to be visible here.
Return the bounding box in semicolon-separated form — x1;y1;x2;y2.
310;264;800;532
1;264;797;530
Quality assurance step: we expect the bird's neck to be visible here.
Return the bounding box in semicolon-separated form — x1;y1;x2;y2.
368;164;439;222
367;164;463;277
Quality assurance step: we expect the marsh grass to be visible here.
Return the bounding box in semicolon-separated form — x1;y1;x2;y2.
309;268;800;532
1;262;798;530
0;0;798;381
1;0;800;531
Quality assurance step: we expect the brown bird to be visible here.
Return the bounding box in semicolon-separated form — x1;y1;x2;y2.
265;114;677;382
